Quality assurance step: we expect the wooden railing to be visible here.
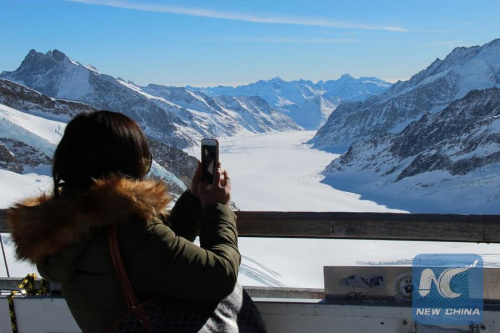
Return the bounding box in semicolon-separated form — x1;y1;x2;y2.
1;209;500;243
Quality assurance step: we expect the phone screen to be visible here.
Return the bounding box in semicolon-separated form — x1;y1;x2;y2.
201;142;218;184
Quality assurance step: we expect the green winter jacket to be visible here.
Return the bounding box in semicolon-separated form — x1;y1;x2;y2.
7;177;240;332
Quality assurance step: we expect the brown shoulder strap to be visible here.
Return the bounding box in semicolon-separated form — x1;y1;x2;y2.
108;225;151;330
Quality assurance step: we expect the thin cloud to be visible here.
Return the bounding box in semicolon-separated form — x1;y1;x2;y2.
206;36;358;44
205;36;395;44
66;0;407;32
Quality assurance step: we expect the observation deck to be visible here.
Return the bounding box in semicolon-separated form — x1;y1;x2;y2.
1;210;500;332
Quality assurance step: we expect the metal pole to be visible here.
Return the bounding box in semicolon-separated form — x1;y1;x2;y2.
0;233;10;278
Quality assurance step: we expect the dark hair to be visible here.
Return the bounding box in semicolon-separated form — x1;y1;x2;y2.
53;110;151;197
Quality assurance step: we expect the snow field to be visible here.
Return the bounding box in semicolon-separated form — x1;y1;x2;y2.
217;130;405;213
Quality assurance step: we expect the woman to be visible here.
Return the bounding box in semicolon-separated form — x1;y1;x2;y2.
7;110;245;332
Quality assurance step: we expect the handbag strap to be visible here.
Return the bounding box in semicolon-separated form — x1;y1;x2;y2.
108;225;151;330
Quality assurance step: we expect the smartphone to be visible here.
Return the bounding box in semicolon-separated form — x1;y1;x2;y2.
201;138;219;186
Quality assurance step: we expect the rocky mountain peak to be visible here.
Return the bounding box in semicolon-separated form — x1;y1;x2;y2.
485;38;500;48
17;49;72;72
339;73;353;80
269;77;284;83
443;44;482;66
47;49;70;62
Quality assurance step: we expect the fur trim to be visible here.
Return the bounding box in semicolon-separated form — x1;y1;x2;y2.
7;177;171;264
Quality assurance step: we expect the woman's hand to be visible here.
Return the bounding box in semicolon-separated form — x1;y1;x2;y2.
199;162;231;207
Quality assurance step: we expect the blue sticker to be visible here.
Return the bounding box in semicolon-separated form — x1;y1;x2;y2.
412;254;483;325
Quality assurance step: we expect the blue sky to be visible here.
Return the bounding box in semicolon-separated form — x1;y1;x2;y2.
1;0;499;87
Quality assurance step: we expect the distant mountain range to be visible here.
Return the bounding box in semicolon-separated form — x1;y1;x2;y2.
0;50;391;149
191;75;391;129
317;39;500;213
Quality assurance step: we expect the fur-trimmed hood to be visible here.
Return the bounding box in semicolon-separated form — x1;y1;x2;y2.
7;177;171;264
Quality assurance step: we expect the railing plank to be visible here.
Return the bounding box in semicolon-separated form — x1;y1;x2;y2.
1;209;499;242
235;211;498;242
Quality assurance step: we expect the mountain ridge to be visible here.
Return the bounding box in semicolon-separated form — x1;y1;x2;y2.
1;49;302;149
312;39;500;151
188;74;392;129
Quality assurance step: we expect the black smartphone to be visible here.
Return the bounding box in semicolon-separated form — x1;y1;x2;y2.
201;138;219;186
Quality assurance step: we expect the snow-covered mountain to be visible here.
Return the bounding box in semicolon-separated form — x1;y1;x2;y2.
0;79;196;196
190;75;391;129
323;88;500;214
1;50;301;149
286;96;338;130
141;83;300;136
312;39;500;150
0;78;96;121
0;78;94;175
0;79;95;174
